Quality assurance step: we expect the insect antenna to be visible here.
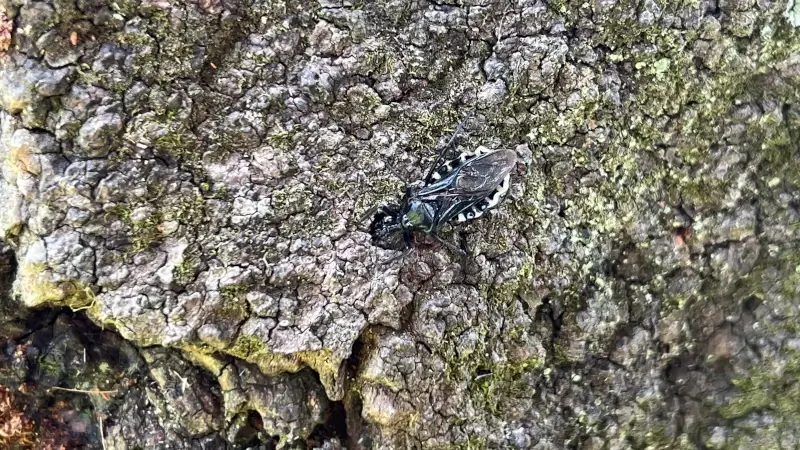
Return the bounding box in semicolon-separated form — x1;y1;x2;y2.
352;158;408;229
381;159;410;187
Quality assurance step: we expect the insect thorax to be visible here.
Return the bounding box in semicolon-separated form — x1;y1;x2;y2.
401;200;435;231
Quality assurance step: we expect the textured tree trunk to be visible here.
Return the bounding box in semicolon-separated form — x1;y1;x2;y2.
0;0;799;448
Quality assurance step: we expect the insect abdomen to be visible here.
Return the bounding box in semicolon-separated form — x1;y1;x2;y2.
453;173;512;223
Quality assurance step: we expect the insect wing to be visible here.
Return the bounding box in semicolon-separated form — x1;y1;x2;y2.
452;149;517;195
418;149;517;198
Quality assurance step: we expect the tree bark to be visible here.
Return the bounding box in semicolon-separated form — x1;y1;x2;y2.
0;0;799;448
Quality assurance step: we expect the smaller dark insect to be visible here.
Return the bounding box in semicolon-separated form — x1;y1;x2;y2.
360;115;518;262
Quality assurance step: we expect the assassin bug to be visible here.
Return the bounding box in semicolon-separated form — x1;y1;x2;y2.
360;114;518;262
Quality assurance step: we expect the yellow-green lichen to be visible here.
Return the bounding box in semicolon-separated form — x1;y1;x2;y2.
362;49;397;77
3;222;23;245
358;373;403;393
430;435;489;450
407;107;463;153
178;344;228;376
225;334;305;376
469;356;545;415
14;263;95;310
297;349;343;395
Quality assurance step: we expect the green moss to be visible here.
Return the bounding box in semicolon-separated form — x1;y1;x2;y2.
719;350;800;420
214;298;249;322
220;283;249;302
357;176;404;215
484;256;537;309
270;186;346;241
120;10;204;83
434;304;544;418
752;108;800;186
37;350;65;380
115;31;152;48
211;284;252;325
620;424;696;449
428;436;488;450
746;250;800;321
104;186;209;256
175;196;210;227
332;84;384;125
131;212;165;252
271;187;312;213
353;89;382;111
266;126;295;150
106;206;161;254
74;63;131;94
153;128;203;168
172;248;203;286
227;334;264;359
442;343;483;387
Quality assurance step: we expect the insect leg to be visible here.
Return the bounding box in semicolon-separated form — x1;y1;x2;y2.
430;232;467;257
439;110;475;152
404;230;413;248
423;111;475;183
381;232;414;265
382;247;413;265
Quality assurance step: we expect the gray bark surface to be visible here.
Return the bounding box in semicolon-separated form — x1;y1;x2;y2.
0;0;799;448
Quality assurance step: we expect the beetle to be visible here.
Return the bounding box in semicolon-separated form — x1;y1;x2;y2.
360;116;518;262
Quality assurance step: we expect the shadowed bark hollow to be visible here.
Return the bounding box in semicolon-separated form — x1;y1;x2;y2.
0;0;799;448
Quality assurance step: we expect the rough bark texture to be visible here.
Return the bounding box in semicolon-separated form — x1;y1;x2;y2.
0;0;799;448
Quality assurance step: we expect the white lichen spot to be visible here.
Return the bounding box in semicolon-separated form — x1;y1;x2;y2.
785;0;800;27
156;239;189;285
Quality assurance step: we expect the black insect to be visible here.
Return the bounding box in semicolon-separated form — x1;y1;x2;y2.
360;117;518;261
